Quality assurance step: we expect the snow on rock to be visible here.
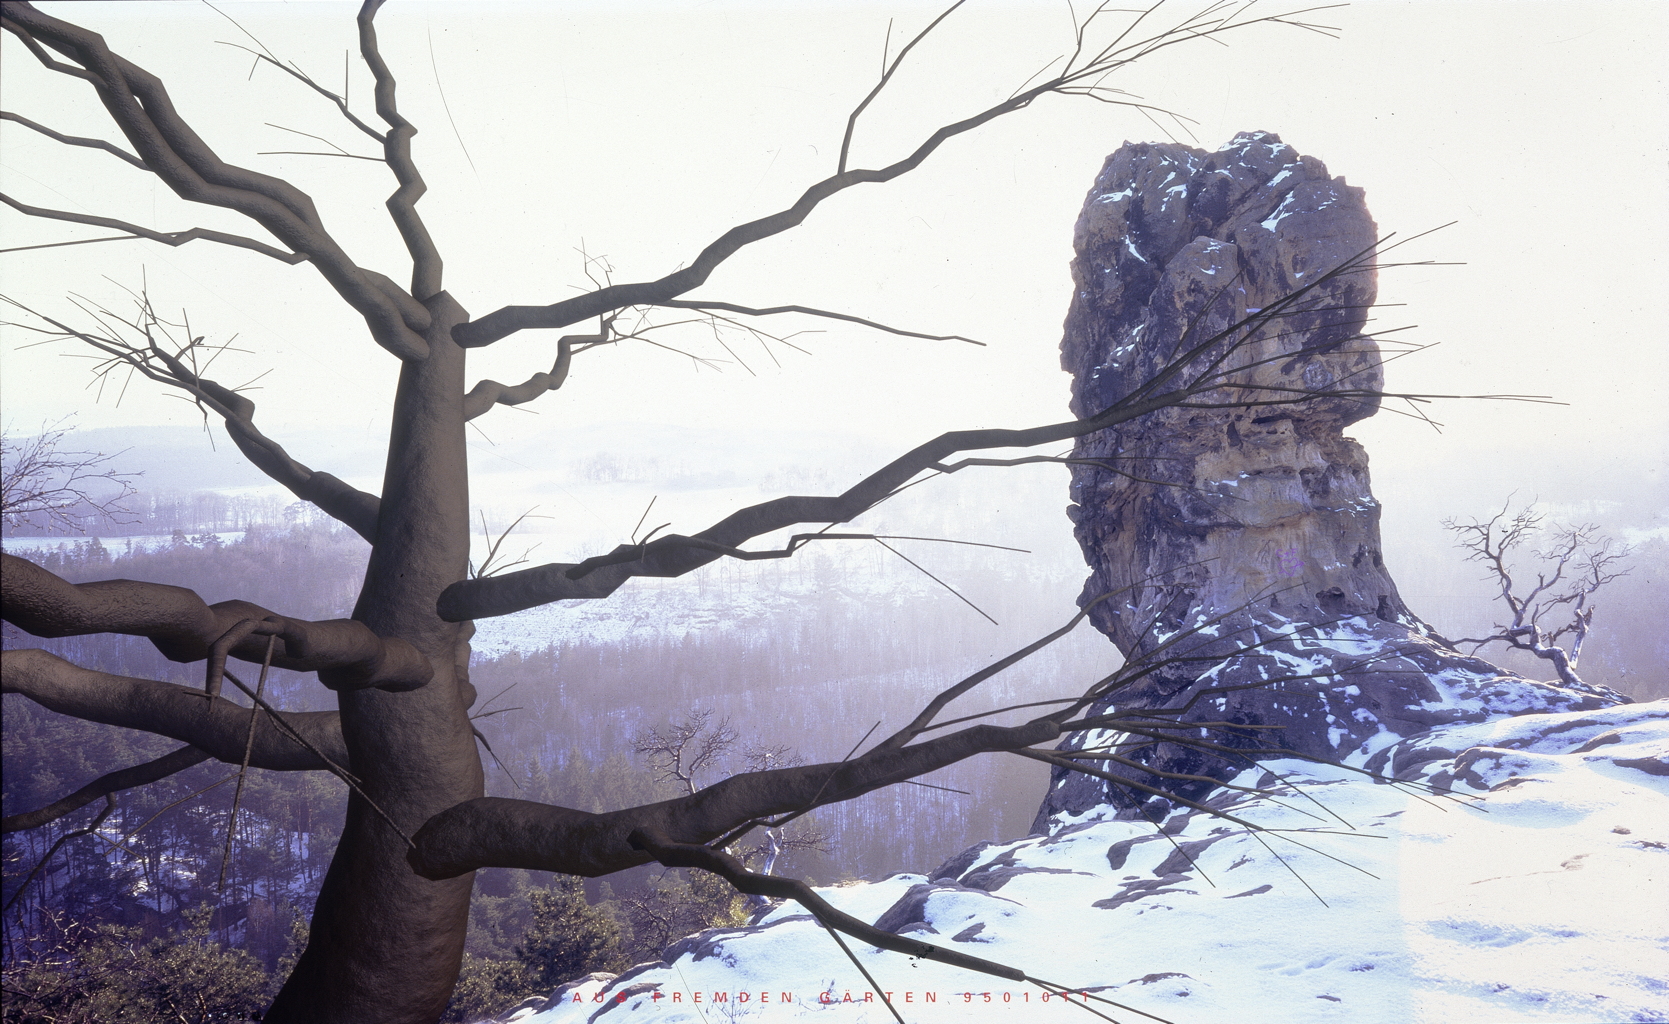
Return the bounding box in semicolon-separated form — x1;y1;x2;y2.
510;700;1667;1024
1043;132;1634;817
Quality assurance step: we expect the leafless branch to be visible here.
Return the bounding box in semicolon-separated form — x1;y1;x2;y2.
2;553;430;691
0;290;382;541
462;327;587;422
2;795;116;916
838;0;970;175
635;708;738;796
357;0;442;299
206;5;386;143
0;109;149;169
0;192;306;263
217;635;276;890
453;1;1337;348
654;299;983;346
469;508;547;579
411;587;1403;876
1;2;433;359
1;745;211;833
442;230;1543;622
1443;501;1631;687
0;419;139;532
1;647;347;771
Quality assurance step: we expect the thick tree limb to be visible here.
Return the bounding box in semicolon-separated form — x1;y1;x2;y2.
152;350;382;542
0;191;307;263
463;335;573;421
405;611;1375;931
1;648;347;771
2;553;429;691
1;745;211;833
0;108;149;169
408;719;1061;879
437;386;1192;620
1;2;433;359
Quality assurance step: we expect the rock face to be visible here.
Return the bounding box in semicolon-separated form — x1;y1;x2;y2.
1035;132;1627;828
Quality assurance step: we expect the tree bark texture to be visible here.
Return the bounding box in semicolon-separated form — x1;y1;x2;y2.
266;294;484;1023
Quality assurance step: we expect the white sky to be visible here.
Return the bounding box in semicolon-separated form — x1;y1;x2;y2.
2;1;1665;546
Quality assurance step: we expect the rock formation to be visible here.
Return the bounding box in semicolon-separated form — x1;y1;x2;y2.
1035;131;1627;828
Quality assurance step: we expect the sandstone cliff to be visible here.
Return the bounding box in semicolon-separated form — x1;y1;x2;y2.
1036;131;1627;827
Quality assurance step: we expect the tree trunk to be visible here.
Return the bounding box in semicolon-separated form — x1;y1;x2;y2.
267;293;484;1023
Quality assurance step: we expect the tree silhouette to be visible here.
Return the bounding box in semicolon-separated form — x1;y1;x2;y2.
0;2;1483;1020
1;420;139;533
1443;502;1631;688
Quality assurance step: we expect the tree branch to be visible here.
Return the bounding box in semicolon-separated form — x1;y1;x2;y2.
0;292;382;541
408;601;1396;985
1;648;347;771
628;826;1025;984
1442;503;1630;689
0;191;306;263
654;299;983;346
2;553;430;692
463;334;574;422
0;419;139;531
451;2;1323;348
436;386;1190;620
408;716;1062;879
1;2;433;359
837;1;970;176
210;44;386;145
443;230;1543;623
2;745;211;833
0;108;149;170
2;794;115;916
357;0;443;300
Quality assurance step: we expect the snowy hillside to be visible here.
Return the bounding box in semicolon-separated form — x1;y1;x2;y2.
502;700;1668;1024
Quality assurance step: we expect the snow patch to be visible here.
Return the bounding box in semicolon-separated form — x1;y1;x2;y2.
517;702;1668;1023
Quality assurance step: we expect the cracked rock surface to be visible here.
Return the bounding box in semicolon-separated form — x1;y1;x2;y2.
1038;131;1627;825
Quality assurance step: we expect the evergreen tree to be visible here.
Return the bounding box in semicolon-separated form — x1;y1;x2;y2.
513;877;625;990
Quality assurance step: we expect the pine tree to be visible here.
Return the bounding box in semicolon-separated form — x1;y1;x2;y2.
513;877;625;990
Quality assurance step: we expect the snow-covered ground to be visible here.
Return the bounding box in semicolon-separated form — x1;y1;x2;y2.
506;699;1668;1024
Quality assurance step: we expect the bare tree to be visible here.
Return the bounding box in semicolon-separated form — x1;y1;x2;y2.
0;419;138;533
634;708;739;797
738;744;830;879
0;3;1488;1020
1444;502;1631;688
635;711;829;876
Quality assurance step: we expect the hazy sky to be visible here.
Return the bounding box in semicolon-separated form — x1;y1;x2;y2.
2;0;1665;554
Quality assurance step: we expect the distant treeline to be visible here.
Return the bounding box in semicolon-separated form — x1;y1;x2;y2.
3;488;314;538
